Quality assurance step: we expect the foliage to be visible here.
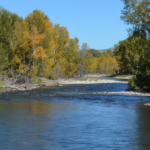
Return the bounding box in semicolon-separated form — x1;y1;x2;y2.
0;7;119;81
119;0;150;91
107;49;113;56
0;7;22;75
114;30;147;74
31;76;43;84
89;49;101;58
128;76;137;88
121;0;150;33
97;52;118;74
85;50;97;73
28;66;37;77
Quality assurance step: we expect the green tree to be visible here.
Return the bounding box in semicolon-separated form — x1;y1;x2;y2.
120;0;150;91
89;49;101;58
121;0;150;33
0;7;22;76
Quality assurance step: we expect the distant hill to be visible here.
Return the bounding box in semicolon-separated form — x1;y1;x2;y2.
98;47;115;52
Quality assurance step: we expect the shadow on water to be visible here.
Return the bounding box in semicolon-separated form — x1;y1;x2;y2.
133;104;150;150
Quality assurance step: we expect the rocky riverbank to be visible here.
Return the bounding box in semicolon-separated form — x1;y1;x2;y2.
1;75;150;98
0;74;108;93
0;77;61;92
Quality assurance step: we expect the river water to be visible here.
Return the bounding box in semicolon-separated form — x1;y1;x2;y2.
1;78;150;150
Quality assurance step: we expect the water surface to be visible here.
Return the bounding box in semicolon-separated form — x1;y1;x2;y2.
0;78;150;149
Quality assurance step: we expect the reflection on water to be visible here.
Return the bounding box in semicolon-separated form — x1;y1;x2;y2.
135;104;150;150
0;100;71;149
1;79;150;149
0;100;69;117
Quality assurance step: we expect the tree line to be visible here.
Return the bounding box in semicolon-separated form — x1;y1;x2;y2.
114;0;150;91
0;7;118;79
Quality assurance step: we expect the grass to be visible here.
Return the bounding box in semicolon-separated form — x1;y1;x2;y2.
0;80;5;86
87;77;98;81
0;70;6;77
0;86;3;91
109;74;135;78
31;76;43;84
0;80;6;92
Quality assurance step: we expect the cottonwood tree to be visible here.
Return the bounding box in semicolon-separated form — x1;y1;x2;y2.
121;0;150;33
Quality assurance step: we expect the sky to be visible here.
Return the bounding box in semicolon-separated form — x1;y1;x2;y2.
1;0;130;50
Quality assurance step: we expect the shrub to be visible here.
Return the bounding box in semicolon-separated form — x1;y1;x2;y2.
128;76;137;88
48;74;54;80
32;76;43;84
28;66;37;77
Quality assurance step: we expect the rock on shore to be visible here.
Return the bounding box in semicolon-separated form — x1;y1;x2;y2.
1;78;39;92
0;76;63;92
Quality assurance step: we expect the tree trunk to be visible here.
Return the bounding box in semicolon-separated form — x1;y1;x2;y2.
28;47;34;73
57;64;62;79
11;66;15;77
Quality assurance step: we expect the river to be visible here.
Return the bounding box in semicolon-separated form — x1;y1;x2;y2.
0;77;150;149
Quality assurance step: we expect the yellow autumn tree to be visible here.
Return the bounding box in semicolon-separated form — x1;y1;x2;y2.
42;40;56;78
12;20;47;76
28;25;46;76
85;50;97;73
11;20;30;75
97;52;118;74
65;38;79;76
25;10;53;76
53;24;70;78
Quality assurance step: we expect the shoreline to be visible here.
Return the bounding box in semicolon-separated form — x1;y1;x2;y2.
0;74;108;93
0;78;60;93
1;75;150;98
110;75;134;79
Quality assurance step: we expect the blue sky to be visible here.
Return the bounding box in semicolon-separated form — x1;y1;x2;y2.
1;0;130;49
